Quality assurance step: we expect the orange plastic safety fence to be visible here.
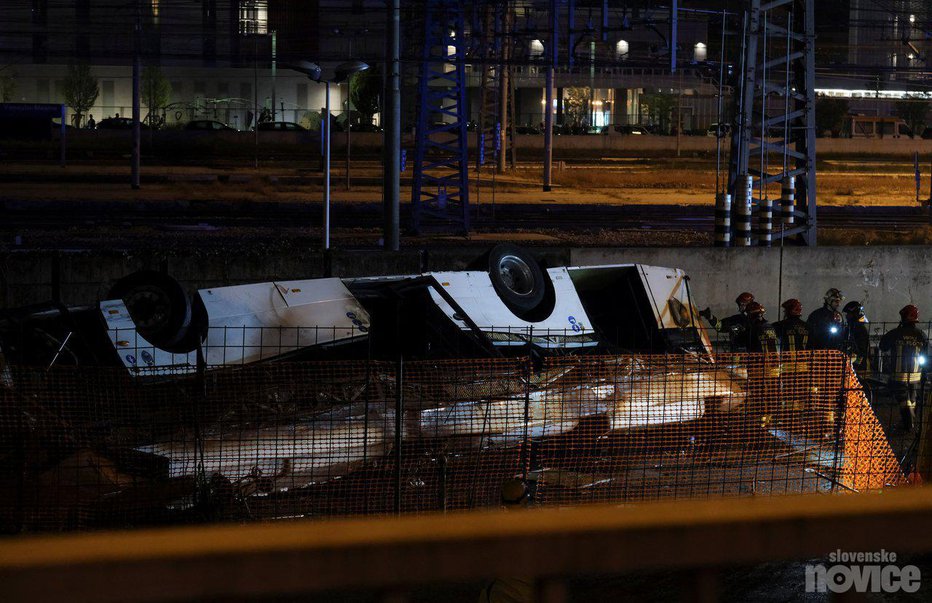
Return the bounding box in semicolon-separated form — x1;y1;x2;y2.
839;365;906;491
0;350;905;533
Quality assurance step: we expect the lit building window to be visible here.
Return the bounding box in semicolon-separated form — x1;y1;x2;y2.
615;40;629;60
694;42;707;62
239;0;268;35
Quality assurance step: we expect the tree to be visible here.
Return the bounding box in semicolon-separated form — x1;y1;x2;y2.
563;86;591;127
142;66;172;128
815;95;849;137
895;96;930;138
63;63;99;128
349;68;381;125
642;90;676;134
0;66;15;102
300;110;322;132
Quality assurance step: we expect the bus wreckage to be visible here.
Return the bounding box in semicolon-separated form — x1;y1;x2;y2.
0;245;747;504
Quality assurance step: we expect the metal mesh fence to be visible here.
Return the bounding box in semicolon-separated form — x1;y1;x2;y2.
0;350;909;534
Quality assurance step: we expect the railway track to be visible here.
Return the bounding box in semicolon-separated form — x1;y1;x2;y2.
1;202;928;233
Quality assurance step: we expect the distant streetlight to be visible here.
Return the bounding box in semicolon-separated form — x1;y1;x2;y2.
290;60;369;250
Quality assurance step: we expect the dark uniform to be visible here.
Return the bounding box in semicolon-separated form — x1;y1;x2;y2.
746;318;779;353
716;313;751;352
774;316;809;352
843;301;871;376
806;305;847;351
847;318;871;374
776;299;810;410
880;322;928;430
744;305;780;404
702;293;755;354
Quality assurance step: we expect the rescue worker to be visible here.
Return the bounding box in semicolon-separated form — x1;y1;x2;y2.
744;302;779;353
807;288;847;351
843;300;871;375
774;298;810;410
773;298;810;352
700;291;754;352
880;305;928;431
744;302;780;407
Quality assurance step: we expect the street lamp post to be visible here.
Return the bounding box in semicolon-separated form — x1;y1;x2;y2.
290;60;369;251
323;79;331;249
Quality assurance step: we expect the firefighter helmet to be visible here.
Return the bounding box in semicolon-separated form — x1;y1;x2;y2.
781;298;802;317
843;301;863;316
900;304;920;324
736;292;754;307
746;301;765;317
824;288;845;304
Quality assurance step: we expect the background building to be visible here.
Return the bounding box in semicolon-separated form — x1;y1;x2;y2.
1;1;931;131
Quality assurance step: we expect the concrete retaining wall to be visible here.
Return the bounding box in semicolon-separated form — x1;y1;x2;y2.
1;245;930;324
569;247;931;325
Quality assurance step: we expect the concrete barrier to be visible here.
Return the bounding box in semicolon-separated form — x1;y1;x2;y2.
571;246;931;324
1;245;929;323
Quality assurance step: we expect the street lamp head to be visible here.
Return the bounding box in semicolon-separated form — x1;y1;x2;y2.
334;60;370;83
290;60;368;83
289;60;322;82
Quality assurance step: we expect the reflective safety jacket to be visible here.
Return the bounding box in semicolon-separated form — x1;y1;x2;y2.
746;318;779;353
774;317;810;352
879;324;928;383
806;306;847;351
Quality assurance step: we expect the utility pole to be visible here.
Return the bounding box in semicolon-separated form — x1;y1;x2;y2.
383;0;401;250
346;83;352;190
271;31;277;121
543;0;556;192
131;0;141;190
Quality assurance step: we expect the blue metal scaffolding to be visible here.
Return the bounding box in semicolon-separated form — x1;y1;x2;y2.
411;0;471;234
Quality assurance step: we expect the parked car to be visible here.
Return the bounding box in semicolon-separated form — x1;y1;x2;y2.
184;119;236;131
515;125;541;135
602;124;650;136
97;117;149;130
257;121;307;132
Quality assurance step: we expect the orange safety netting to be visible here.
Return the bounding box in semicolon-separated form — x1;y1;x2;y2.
0;350;909;533
839;365;906;491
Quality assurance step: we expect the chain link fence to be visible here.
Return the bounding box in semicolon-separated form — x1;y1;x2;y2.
0;346;906;534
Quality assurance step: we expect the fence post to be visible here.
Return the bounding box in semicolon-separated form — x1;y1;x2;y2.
194;344;209;516
521;327;533;483
363;337;372;515
438;453;448;513
393;355;404;516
